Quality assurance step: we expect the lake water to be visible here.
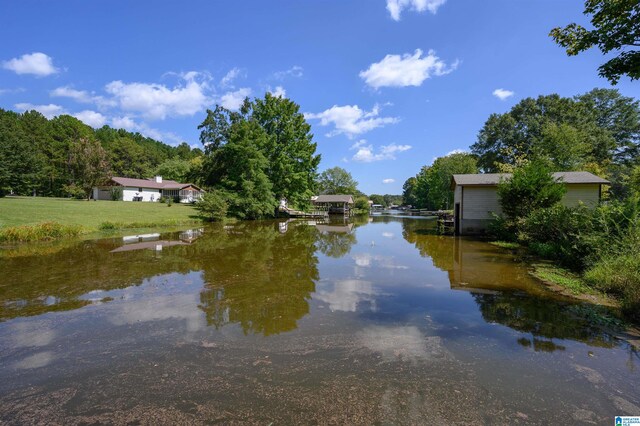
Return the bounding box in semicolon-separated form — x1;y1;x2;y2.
0;215;638;424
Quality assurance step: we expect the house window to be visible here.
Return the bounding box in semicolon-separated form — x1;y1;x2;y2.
138;187;143;192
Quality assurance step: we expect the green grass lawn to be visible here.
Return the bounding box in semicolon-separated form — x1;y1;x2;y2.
0;196;200;230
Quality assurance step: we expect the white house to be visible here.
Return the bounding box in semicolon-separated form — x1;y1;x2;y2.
451;171;609;236
92;176;205;203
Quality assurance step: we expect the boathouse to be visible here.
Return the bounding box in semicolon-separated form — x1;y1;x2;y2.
312;194;354;214
93;176;204;203
451;171;609;236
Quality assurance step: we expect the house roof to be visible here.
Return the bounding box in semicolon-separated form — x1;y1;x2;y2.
314;194;354;203
109;177;203;191
451;171;609;187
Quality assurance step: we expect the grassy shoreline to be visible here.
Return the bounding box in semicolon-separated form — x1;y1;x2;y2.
489;240;619;307
0;196;204;242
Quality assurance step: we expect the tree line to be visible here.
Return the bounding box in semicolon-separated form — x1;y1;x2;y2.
0;108;203;198
403;88;640;208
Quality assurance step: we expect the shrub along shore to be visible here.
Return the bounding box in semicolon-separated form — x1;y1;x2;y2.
0;197;203;242
489;162;640;323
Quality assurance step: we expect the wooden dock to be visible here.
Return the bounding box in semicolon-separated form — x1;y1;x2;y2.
279;206;329;219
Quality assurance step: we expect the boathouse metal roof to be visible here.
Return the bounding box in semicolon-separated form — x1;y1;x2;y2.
108;177;203;191
451;171;609;187
313;194;354;204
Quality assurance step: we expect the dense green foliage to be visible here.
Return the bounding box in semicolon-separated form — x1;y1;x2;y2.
403;152;478;209
550;0;640;84
497;161;566;221
67;137;110;199
490;179;640;321
521;199;640;320
0;108;202;197
471;89;640;199
369;194;402;207
199;94;320;217
353;195;371;212
201;120;276;219
317;166;358;195
194;190;228;222
402;177;418;207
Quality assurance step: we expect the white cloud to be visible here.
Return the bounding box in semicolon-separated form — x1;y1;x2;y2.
273;65;304;80
105;72;211;120
268;85;286;98
350;139;368;150
359;49;457;89
386;0;446;21
382;178;395;184
3;52;58;76
493;88;514;100
50;86;116;108
50;86;92;103
14;103;65;118
0;87;25;95
358;326;445;361
306;104;398;138
111;116;137;130
219;87;251;110
73;110;107;128
110;116;182;144
352;143;412;163
220;67;242;88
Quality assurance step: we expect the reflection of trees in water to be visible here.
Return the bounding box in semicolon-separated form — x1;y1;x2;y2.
401;219;454;271
198;221;319;336
316;230;357;258
472;292;617;350
517;337;566;352
0;236;196;320
398;217;627;352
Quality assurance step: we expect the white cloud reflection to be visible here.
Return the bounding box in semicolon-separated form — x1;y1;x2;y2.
315;279;379;312
358;326;445;361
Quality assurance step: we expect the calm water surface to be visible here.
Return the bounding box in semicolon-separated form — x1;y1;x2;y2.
0;215;638;424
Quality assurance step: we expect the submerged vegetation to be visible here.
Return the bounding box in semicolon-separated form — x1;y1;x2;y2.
530;263;595;296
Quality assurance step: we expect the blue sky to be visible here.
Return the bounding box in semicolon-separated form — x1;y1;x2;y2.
1;0;638;194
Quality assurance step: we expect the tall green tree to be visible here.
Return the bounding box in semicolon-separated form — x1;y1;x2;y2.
153;158;192;182
402;177;418;207
550;0;640;84
67;137;111;199
316;166;358;195
108;137;152;178
203;120;276;219
576;88;640;164
242;94;321;207
0;110;42;195
199;94;321;209
410;153;478;210
425;153;478;209
472;90;638;173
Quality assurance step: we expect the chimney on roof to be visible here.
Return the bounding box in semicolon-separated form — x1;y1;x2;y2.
155;176;163;183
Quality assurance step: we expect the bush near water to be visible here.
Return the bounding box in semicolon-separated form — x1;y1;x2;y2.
489;162;640;321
